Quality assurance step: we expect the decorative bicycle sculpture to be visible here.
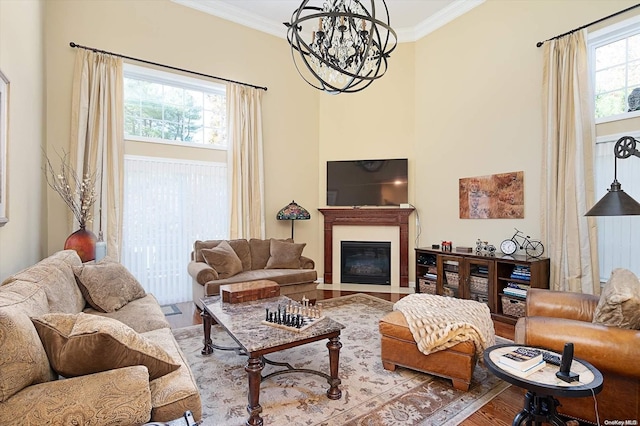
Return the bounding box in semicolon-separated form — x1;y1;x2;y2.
500;228;544;258
476;239;496;256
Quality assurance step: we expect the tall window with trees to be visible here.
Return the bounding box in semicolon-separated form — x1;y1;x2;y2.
121;64;229;304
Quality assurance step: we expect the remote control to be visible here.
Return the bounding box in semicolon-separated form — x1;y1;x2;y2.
543;351;561;366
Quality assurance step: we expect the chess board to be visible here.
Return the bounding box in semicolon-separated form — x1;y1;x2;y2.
261;315;326;333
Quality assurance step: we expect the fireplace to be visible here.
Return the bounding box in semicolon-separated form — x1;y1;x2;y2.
341;241;391;285
318;207;414;287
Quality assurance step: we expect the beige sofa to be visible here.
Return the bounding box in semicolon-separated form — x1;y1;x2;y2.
0;250;202;425
188;238;318;309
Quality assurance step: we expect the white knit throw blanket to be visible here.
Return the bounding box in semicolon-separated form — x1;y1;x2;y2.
394;294;495;357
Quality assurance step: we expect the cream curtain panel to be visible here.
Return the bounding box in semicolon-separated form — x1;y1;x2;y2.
69;50;124;259
227;84;265;239
541;30;600;294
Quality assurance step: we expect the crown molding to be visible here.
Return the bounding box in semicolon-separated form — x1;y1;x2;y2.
172;0;485;43
172;0;287;39
411;0;485;41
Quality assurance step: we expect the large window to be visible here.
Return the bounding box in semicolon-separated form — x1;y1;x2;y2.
121;64;229;304
124;64;226;147
122;156;228;305
590;16;640;282
591;15;640;122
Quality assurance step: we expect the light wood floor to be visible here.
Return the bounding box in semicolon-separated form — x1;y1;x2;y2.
165;290;527;426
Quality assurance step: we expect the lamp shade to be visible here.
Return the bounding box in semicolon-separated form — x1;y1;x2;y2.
277;200;311;220
585;182;640;216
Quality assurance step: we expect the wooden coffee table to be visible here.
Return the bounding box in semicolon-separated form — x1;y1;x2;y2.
200;295;345;426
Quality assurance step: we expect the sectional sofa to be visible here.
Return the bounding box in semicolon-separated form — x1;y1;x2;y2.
0;250;202;425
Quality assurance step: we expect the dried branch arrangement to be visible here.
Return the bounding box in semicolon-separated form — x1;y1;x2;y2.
43;151;97;228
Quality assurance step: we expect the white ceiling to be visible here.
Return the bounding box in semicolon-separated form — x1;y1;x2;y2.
172;0;485;42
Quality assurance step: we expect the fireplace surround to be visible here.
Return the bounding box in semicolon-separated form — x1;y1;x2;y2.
318;207;414;287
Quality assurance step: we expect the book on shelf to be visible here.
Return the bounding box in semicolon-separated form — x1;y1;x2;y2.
510;266;531;281
499;347;543;370
503;288;527;298
499;359;546;378
504;283;529;298
506;282;530;290
475;266;489;275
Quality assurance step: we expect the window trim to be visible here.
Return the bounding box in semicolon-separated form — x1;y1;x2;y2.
589;14;640;124
595;129;640;145
123;63;227;150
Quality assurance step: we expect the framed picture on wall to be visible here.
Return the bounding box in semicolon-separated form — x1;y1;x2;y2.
0;70;9;226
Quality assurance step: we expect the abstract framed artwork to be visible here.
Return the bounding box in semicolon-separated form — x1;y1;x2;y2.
459;171;524;219
0;70;8;226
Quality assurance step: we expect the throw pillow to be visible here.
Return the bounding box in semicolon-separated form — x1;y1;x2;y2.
194;239;222;263
73;257;146;313
249;238;292;270
265;239;306;269
31;312;180;380
593;268;640;329
201;241;243;279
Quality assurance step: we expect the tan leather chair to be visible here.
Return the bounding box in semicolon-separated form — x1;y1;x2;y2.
515;288;640;424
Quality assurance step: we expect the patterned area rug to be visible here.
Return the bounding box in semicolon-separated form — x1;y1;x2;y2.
173;293;510;426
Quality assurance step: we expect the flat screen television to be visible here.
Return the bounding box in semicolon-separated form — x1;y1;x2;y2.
326;158;408;206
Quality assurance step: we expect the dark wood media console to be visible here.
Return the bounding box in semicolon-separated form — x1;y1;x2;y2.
318;207;414;287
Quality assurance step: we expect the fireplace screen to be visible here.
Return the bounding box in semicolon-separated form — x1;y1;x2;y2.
340;241;391;285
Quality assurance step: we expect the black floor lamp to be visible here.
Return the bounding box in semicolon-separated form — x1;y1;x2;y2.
586;136;640;216
277;200;310;239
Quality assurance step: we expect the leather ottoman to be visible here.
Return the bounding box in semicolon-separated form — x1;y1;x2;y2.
379;310;477;391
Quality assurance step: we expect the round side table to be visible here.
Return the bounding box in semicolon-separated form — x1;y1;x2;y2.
484;344;603;426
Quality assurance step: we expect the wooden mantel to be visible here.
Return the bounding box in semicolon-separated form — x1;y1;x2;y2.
318;207;415;287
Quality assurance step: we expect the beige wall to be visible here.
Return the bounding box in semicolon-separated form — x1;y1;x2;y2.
317;43;416;280
0;0;45;278
3;0;640;284
42;0;320;260
413;0;639;258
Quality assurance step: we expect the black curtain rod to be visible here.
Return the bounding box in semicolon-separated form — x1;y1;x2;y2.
69;42;267;91
536;3;640;47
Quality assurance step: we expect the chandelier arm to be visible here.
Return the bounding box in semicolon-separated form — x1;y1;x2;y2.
288;22;346;92
292;31;379;84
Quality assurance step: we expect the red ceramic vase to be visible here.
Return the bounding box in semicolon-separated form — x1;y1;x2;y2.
64;226;97;262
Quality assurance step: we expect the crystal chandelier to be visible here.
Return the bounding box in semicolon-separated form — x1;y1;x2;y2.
285;0;397;94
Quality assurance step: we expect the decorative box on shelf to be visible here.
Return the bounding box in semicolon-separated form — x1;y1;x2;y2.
418;278;437;294
469;276;489;293
501;296;526;318
455;246;473;253
444;272;460;288
220;280;280;304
